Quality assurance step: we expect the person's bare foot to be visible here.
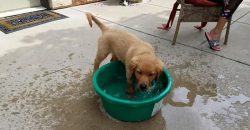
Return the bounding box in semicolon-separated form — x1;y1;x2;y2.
209;29;221;40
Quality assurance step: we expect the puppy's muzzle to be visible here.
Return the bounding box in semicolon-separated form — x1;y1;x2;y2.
139;83;147;90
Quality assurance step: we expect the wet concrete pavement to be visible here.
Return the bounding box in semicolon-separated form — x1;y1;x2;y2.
0;0;250;130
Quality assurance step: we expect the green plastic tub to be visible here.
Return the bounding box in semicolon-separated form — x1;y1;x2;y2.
92;61;172;122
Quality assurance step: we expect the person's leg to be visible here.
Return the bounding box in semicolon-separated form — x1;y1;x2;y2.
209;17;228;41
210;0;243;40
206;0;243;51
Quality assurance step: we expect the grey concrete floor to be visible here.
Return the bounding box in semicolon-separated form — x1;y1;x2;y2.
0;0;250;130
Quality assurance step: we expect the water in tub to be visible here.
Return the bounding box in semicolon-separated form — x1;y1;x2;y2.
102;76;165;100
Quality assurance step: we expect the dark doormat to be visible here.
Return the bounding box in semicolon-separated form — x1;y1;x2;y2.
0;10;68;34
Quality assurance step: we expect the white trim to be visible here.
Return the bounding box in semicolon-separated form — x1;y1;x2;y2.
151;99;163;116
0;7;46;18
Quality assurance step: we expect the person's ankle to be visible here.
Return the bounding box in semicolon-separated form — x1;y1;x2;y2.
209;29;221;40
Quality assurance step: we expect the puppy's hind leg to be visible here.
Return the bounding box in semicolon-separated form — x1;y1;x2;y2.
93;38;110;72
110;54;118;62
94;51;109;72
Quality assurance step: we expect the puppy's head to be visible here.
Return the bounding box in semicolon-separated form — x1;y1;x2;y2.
129;55;164;90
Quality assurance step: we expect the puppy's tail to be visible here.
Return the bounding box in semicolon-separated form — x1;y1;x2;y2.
86;13;108;33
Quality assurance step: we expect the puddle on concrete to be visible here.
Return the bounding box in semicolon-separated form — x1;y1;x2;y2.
2;61;248;130
165;76;217;107
161;62;250;130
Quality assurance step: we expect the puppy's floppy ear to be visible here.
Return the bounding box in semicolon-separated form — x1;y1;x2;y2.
156;58;164;78
129;56;139;73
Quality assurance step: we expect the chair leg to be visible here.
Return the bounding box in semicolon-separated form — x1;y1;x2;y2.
172;18;181;45
224;18;232;45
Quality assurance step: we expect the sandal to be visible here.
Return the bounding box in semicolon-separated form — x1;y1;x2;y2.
205;32;222;51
